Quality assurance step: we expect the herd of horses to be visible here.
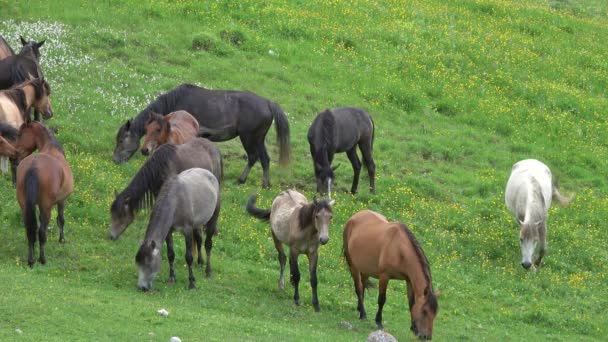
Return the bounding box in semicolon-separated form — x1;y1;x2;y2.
0;34;575;340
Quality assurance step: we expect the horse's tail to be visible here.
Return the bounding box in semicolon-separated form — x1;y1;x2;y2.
552;185;574;207
269;102;290;167
23;167;39;242
246;195;271;221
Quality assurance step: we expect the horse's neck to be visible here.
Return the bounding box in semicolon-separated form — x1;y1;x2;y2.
21;85;35;110
145;184;178;243
402;243;431;297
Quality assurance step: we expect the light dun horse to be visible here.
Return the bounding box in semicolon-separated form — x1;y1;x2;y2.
136;168;220;291
140;110;199;156
505;159;573;271
15;121;73;267
246;190;334;312
343;210;439;340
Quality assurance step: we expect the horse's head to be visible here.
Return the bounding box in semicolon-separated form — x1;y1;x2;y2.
140;112;165;156
313;198;335;245
135;240;161;291
0;135;18;158
519;219;541;270
16;121;44;156
32;79;53;119
113;119;139;163
19;36;45;61
410;287;440;340
314;163;340;196
109;194;135;240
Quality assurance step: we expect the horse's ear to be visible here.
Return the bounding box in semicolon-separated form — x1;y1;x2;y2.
37;40;45;48
125;119;131;130
20;36;27;45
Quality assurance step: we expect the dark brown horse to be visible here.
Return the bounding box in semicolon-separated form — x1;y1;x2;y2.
109;138;223;244
112;83;290;187
140;110;199;156
0;36;45;90
308;107;375;196
15;121;73;267
343;210;440;339
247;190;334;312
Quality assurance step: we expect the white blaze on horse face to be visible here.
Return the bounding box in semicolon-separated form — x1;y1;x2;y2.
327;178;332;199
316;208;333;245
519;226;538;268
138;247;161;290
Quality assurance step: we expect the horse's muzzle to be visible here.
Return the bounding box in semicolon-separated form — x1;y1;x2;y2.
522;262;532;269
141;148;149;156
319;236;329;245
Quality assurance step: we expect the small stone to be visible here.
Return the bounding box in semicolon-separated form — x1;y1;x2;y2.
170;337;181;342
340;321;353;330
157;309;169;317
367;330;398;342
15;329;23;334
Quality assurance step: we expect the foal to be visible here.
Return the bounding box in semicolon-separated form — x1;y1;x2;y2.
15;121;73;267
247;190;334;312
140;110;199;156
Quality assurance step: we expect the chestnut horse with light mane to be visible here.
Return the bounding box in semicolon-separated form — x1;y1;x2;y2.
140;110;199;156
343;210;439;340
15;121;73;267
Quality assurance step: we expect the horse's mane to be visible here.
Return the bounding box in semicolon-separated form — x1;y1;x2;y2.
37;123;64;155
133;84;201;134
298;199;332;230
117;143;179;211
528;177;547;222
399;223;433;290
0;122;19;141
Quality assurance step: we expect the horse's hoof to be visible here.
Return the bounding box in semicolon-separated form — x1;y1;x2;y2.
188;283;197;290
59;238;65;244
314;305;320;312
205;271;212;278
237;178;246;185
168;277;175;285
360;314;367;320
39;257;46;265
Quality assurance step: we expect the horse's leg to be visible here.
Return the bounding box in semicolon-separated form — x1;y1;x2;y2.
346;147;361;194
353;271;367;319
375;274;389;329
289;248;301;306
10;157;18;186
358;139;376;194
184;230;196;289
407;280;416;333
166;233;176;284
272;232;286;290
56;201;65;243
38;206;51;265
204;202;220;278
536;221;547;267
24;208;37;267
258;141;271;188
237;135;259;185
194;228;203;265
307;250;320;312
203;230;213;278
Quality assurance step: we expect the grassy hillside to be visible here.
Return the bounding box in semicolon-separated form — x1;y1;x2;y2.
1;0;607;340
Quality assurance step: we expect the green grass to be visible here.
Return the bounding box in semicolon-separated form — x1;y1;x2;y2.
1;0;607;340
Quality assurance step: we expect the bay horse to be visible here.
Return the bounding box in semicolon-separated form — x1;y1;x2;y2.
343;210;440;340
307;107;375;196
112;83;290;187
246;190;334;312
136;168;220;291
15;121;73;267
505;159;573;271
109;137;223;267
140;110;199;156
0;36;45;90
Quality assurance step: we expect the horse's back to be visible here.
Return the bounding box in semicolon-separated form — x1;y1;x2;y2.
331;107;373;151
16;154;73;208
0;94;22;127
270;190;307;242
505;159;553;216
175;138;222;182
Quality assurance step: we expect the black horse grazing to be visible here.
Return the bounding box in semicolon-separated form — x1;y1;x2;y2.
0;36;45;91
308;107;376;195
112;83;290;187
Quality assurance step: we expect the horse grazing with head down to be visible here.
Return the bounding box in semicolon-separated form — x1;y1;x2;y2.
308;107;376;196
14;121;73;267
140;110;199;156
247;190;334;312
343;210;440;340
136;168;220;291
505;159;573;271
112;83;290;187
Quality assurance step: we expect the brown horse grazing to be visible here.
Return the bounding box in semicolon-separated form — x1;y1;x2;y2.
246;190;334;312
15;121;73;267
343;210;440;340
141;110;199;156
0;78;53;127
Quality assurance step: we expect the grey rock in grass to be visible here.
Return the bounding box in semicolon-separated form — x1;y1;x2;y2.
367;330;398;342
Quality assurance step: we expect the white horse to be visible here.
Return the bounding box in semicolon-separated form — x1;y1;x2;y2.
505;159;572;271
